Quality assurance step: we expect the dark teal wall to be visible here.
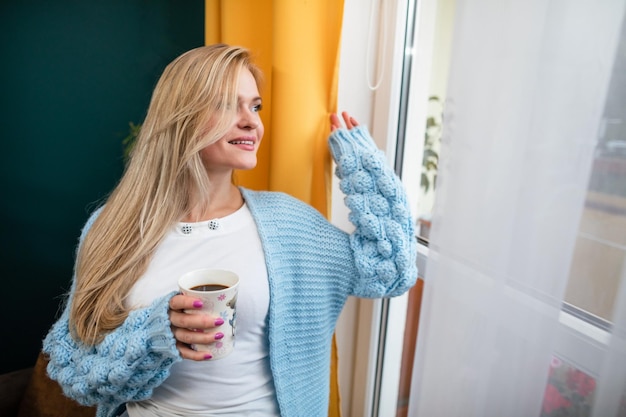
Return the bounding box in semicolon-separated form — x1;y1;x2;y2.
0;0;204;373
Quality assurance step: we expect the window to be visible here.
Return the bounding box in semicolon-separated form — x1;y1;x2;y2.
371;0;626;416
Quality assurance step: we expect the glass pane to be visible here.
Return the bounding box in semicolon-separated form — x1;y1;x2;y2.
416;96;443;241
415;0;457;242
395;278;424;417
564;19;626;323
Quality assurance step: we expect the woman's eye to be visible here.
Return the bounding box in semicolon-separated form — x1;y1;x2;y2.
253;103;263;112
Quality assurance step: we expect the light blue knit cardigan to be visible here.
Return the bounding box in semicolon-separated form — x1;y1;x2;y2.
43;126;418;417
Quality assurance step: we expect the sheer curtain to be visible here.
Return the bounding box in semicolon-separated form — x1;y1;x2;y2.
409;1;626;416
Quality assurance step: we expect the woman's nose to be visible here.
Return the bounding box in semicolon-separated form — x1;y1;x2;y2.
238;110;259;129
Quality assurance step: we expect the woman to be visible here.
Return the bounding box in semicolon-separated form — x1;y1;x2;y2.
43;44;417;417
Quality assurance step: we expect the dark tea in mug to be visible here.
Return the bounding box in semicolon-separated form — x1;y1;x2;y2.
191;284;229;292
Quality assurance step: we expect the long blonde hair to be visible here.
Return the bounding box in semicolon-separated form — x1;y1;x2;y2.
70;44;263;345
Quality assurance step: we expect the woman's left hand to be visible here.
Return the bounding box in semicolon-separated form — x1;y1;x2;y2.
168;294;225;361
330;111;359;132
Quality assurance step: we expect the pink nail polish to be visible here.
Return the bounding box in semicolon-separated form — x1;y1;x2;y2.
214;332;224;340
214;318;224;326
204;354;213;360
193;300;203;308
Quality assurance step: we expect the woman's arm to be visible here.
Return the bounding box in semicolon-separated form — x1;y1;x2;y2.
42;207;226;409
42;210;182;408
328;112;418;297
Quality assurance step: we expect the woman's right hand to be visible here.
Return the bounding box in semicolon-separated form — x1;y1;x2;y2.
168;294;225;361
330;111;359;132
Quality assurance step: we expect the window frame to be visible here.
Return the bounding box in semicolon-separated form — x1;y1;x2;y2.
348;0;439;415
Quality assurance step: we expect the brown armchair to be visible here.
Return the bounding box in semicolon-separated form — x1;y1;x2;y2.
0;352;95;417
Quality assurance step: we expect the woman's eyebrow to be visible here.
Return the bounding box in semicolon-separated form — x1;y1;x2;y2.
238;95;263;102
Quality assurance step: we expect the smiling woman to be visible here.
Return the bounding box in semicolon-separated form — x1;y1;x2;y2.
41;44;417;417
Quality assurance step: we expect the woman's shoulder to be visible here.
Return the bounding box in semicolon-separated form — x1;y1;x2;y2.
76;204;105;243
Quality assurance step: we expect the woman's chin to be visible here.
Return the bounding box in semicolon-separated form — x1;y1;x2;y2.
234;160;258;171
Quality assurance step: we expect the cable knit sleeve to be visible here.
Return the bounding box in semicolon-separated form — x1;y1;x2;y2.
42;291;181;411
328;125;418;297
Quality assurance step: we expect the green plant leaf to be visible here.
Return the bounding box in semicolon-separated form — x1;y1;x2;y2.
424;149;439;160
421;172;430;193
122;121;141;162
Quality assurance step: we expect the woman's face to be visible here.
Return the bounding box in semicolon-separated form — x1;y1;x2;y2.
200;68;264;175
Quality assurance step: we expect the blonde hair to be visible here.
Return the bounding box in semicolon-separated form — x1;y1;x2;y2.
70;44;263;345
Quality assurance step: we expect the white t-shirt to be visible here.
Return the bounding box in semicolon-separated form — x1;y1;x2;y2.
125;204;279;416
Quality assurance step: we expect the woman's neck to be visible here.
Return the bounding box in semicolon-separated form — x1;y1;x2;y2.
183;180;244;222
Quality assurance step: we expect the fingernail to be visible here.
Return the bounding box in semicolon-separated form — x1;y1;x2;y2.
204;354;213;360
214;318;224;326
214;332;224;340
193;300;203;308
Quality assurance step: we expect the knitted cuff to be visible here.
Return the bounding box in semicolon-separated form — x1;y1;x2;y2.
328;125;418;297
43;292;181;407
